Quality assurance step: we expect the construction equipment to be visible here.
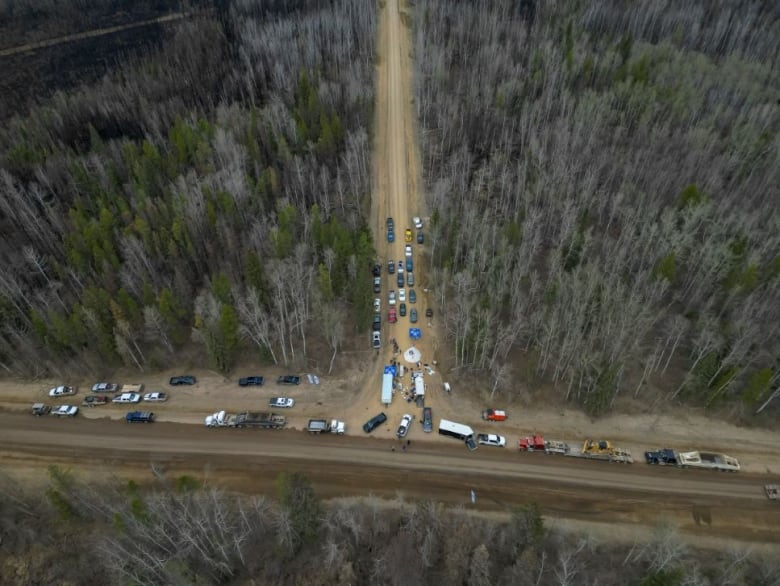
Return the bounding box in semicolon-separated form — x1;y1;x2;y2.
567;439;633;463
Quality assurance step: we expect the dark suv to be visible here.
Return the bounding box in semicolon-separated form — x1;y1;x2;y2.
373;313;381;331
239;376;264;387
422;407;433;433
277;375;301;385
169;375;196;385
372;264;381;277
363;412;387;433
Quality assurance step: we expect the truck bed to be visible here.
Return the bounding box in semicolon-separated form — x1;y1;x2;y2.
678;451;740;472
233;412;286;428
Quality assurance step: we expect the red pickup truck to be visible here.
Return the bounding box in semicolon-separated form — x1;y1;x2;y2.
482;409;507;422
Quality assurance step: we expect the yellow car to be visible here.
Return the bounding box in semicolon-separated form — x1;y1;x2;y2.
404;228;413;242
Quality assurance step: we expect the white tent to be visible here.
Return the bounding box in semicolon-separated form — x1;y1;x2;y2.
404;346;422;363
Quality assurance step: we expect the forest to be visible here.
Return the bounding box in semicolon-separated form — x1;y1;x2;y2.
413;0;780;414
1;0;779;416
0;468;777;585
0;0;377;376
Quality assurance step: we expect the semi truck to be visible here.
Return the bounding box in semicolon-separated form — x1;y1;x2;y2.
205;410;286;429
644;448;740;472
518;435;546;451
307;419;346;434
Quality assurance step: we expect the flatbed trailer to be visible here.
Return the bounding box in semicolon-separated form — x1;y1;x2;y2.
543;440;571;455
206;410;286;429
566;439;633;463
645;448;740;472
678;451;740;472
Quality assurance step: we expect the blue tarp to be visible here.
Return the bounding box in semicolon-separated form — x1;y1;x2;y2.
409;328;421;339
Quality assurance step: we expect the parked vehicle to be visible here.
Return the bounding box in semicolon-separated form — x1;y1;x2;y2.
82;395;109;407
405;258;412;272
307;419;346;434
413;216;423;229
386;217;394;231
397;260;404;274
388;260;395;274
113;392;141;404
373;276;381;293
417;231;424;244
126;411;155;423
405;245;412;257
482;409;507;422
169;376;196;385
269;397;295;408
51;405;79;417
396;414;413;438
766;485;780;500
372;264;381;277
644;448;739;471
388;307;397;324
205;411;286;428
277;375;301;385
425;308;433;317
373;313;382;331
91;382;119;393
477;433;506;447
143;392;168;402
399;303;407;317
410;309;418;323
409;289;417;304
374;298;381;313
518;435;546;451
239;376;264;387
438;419;474;441
49;385;75;397
398;289;406;302
407;272;414;286
363;412;387;433
387;229;394;243
421;407;433;432
397;271;404;287
388;290;396;305
32;403;51;416
565;439;633;463
405;228;413;242
372;331;381;349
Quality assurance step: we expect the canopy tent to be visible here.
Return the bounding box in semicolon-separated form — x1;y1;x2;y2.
404;346;422;364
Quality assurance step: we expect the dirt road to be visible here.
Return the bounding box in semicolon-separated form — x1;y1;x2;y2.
0;12;192;57
1;0;779;551
1;412;778;546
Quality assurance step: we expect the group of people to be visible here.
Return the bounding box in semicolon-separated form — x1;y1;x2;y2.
392;439;412;452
